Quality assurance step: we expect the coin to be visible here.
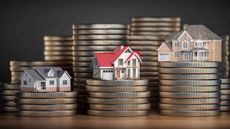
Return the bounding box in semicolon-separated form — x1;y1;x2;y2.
160;110;220;116
221;101;230;106
73;35;127;40
89;103;150;110
73;46;117;51
86;85;148;92
88;110;148;117
86;79;148;86
221;90;230;95
127;41;162;46
159;103;219;110
222;79;230;84
160;92;220;98
160;74;220;80
44;46;73;51
73;29;129;35
221;84;230;89
221;95;230;100
130;27;180;32
2;90;18;96
131;17;181;22
159;62;221;68
16;98;76;105
89;91;151;98
18;104;76;111
160;85;219;92
18;110;76;117
73;40;126;46
220;106;230;111
160;98;220;104
10;61;72;66
44;36;72;41
44;42;73;46
131;22;180;27
129;32;174;37
160;80;221;86
88;98;149;104
128;35;164;41
44;56;73;61
44;51;73;56
72;24;129;29
159;68;219;74
17;92;77;98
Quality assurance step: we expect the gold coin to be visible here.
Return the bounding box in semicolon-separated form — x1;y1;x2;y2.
72;24;129;29
44;36;72;41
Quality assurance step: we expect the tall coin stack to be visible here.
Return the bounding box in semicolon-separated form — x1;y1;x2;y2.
159;62;221;116
72;24;129;113
16;92;77;117
221;35;230;111
86;79;151;116
127;17;181;108
4;61;65;114
43;36;74;78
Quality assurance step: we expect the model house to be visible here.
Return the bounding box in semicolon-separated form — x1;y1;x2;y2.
20;67;71;92
92;45;142;80
157;24;222;62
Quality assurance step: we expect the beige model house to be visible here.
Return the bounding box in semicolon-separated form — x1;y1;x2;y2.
157;24;222;62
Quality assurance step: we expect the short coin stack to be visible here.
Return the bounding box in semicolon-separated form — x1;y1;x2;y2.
5;61;65;114
86;79;151;117
159;62;221;116
43;36;74;77
127;17;181;108
72;24;129;113
16;92;77;117
221;35;230;111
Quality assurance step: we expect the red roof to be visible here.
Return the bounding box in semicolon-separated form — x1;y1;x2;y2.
95;45;142;67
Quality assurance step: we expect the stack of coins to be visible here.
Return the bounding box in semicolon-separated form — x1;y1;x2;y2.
86;79;151;117
127;17;181;108
0;82;3;113
72;24;129;113
43;36;73;77
159;62;221;117
16;92;77;117
221;35;230;111
4;61;67;114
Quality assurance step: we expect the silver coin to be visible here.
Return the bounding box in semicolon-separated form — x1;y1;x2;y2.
160;80;221;86
73;40;125;46
160;85;220;92
131;17;181;22
160;98;220;104
86;79;148;86
72;24;129;29
160;74;220;80
160;92;220;98
159;68;219;74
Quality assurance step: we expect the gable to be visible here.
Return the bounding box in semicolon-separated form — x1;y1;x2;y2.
178;31;193;41
113;47;133;63
157;42;171;52
59;71;71;80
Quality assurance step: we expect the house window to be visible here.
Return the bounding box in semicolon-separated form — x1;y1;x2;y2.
63;80;68;85
128;61;131;66
23;81;27;85
174;42;179;47
41;82;46;89
125;49;131;53
159;54;169;61
133;68;136;77
50;80;54;85
118;59;123;65
122;70;124;73
194;52;198;57
128;69;130;77
183;52;190;61
182;41;189;49
174;52;179;57
132;59;136;66
29;78;31;82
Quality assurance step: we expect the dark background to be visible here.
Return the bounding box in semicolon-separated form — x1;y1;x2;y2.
0;0;230;82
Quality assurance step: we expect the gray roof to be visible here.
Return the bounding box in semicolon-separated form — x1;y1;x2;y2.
23;67;67;81
166;25;222;41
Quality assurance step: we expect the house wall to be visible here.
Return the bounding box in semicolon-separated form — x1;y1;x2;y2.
59;73;71;91
20;72;35;91
45;78;58;92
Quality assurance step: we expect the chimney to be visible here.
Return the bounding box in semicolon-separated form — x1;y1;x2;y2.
183;24;189;30
120;45;124;49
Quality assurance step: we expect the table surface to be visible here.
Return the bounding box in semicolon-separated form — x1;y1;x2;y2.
0;112;230;129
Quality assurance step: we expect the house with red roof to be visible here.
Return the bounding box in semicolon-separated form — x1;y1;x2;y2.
92;45;142;80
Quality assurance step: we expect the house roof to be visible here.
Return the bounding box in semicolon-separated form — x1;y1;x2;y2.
125;51;142;63
21;67;69;81
95;45;142;67
166;25;222;41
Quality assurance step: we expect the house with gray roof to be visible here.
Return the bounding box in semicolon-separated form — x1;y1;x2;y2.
20;67;71;92
157;24;222;62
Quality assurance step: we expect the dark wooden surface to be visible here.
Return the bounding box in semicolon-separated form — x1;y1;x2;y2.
0;112;230;129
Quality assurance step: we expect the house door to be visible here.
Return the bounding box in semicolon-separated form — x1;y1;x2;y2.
120;69;125;79
41;82;46;90
117;70;120;79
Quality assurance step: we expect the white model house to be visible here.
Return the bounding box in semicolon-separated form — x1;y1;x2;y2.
157;24;222;62
92;45;142;80
20;67;71;92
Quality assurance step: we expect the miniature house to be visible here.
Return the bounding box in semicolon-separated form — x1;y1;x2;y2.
20;67;71;92
92;45;142;80
157;24;222;62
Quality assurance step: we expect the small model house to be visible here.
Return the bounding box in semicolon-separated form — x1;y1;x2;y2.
157;24;222;62
92;45;142;80
20;67;71;92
